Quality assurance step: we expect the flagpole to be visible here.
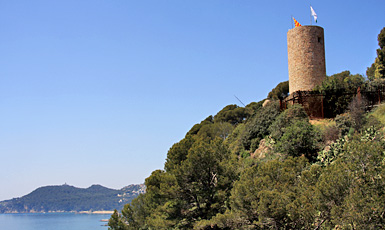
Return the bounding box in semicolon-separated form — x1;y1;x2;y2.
291;15;293;29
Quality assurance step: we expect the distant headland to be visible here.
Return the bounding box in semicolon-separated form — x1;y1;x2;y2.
0;184;145;214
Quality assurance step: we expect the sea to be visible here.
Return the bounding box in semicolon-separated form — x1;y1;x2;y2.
0;213;112;230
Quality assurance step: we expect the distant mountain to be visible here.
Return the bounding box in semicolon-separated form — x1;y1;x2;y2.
0;184;145;213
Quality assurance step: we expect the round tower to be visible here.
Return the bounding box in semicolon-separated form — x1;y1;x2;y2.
287;25;326;94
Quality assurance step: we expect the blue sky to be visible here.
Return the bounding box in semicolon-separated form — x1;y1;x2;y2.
0;0;384;201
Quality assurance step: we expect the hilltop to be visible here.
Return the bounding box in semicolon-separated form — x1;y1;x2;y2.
109;95;385;229
0;184;145;213
108;27;385;230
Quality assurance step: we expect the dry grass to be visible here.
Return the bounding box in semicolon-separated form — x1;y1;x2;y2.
309;118;335;129
370;103;385;125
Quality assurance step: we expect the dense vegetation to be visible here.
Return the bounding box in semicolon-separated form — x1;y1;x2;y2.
109;27;385;230
0;184;145;213
367;27;385;80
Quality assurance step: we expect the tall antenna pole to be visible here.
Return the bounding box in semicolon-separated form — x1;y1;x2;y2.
234;95;246;107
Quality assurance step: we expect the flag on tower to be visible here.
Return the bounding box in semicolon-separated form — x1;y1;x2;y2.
293;17;302;27
310;6;317;23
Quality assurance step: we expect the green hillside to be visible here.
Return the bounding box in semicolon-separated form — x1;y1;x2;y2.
108;27;385;229
0;184;145;213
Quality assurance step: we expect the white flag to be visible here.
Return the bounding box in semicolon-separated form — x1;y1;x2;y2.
311;6;318;23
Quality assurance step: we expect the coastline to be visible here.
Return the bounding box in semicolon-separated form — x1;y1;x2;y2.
0;210;114;214
77;211;114;214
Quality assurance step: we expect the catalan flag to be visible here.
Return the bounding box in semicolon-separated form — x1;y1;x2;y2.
293;17;302;27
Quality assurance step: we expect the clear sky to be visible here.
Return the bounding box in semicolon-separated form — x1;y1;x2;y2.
0;0;384;201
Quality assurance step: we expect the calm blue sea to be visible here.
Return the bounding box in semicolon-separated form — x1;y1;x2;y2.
0;213;111;230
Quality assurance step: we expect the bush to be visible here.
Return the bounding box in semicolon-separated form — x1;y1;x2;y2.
275;120;321;161
269;104;308;141
348;96;366;131
240;102;281;150
322;124;340;143
214;105;253;125
335;113;353;136
225;123;246;155
267;81;289;100
314;71;365;117
371;103;385;126
365;114;383;130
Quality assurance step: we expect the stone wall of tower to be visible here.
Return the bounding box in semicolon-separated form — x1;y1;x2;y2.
287;26;326;94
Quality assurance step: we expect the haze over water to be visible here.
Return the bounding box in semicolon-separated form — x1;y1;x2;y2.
0;213;110;230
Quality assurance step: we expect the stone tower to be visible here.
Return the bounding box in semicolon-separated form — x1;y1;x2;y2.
287;25;326;94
